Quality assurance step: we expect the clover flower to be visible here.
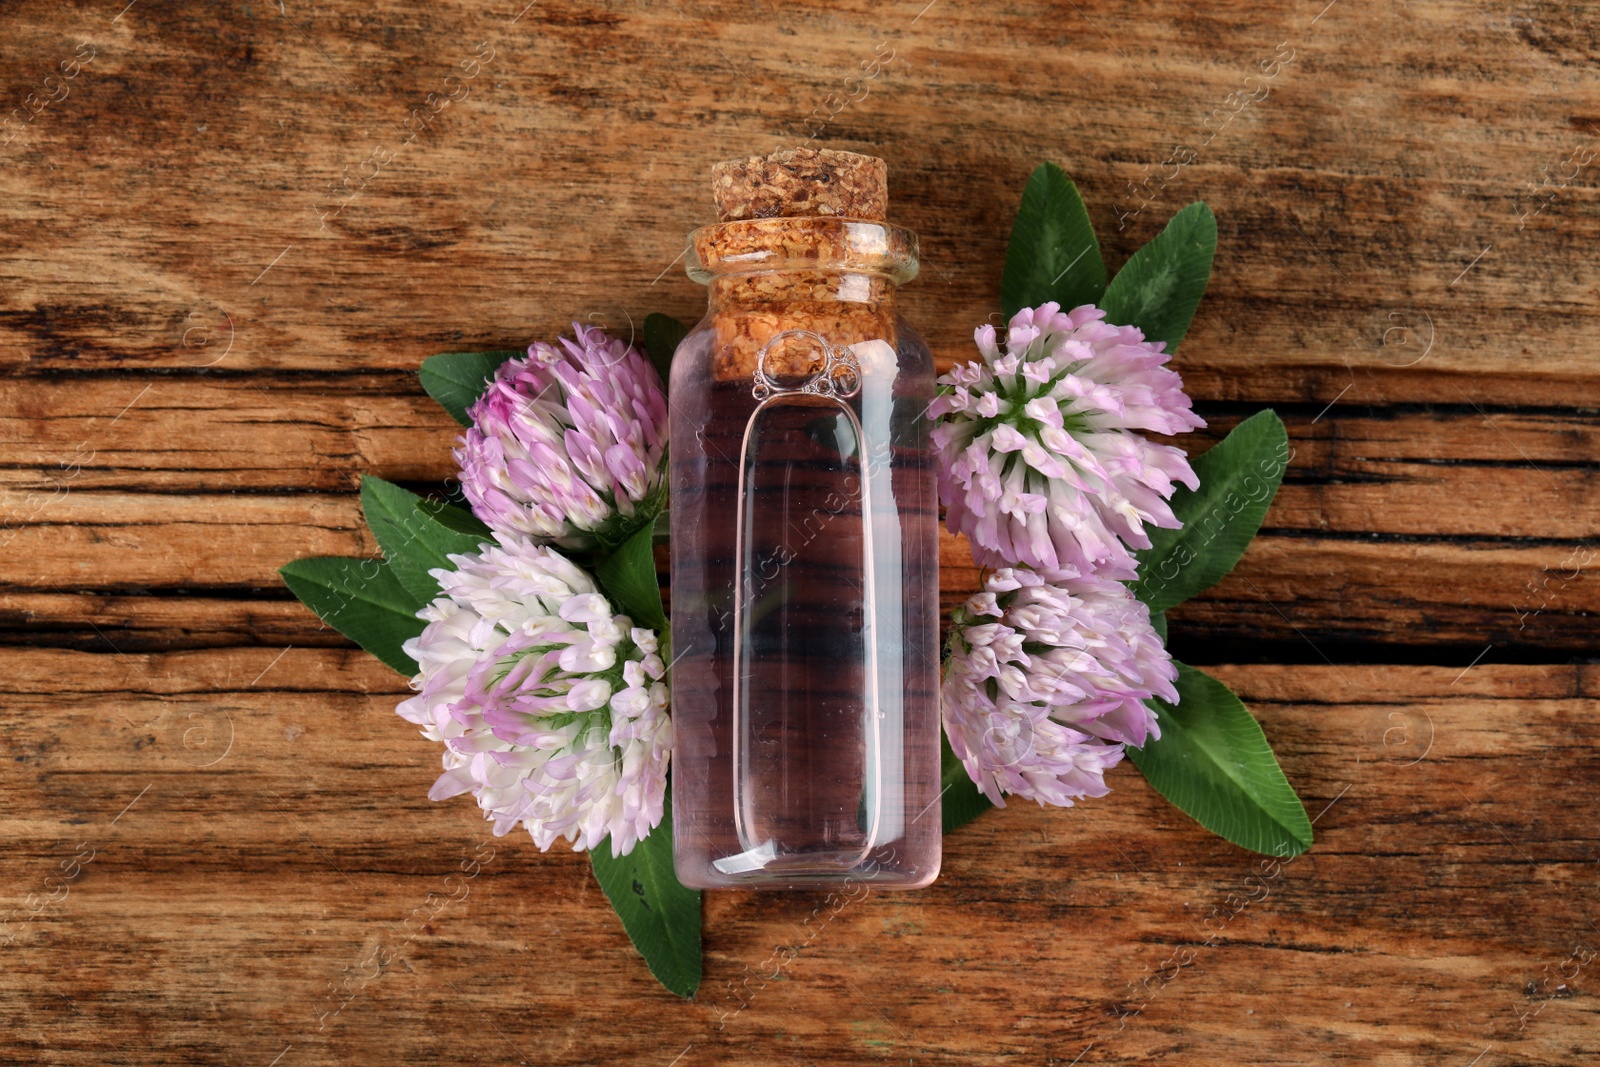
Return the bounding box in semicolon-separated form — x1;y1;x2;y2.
456;323;667;551
942;566;1177;808
397;534;671;856
929;303;1204;578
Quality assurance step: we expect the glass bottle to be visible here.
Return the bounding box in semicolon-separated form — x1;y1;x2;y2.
668;151;941;889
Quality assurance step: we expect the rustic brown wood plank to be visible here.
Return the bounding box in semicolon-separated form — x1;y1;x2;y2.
0;375;456;493
3;377;1597;649
6;447;1589;539
0;591;334;652
5;499;1594;652
1;649;1595;1064
4;530;1594;656
6;375;1600;493
1;1;1597;406
1166;537;1600;656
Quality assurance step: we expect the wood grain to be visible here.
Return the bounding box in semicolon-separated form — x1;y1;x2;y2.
3;650;1597;1064
2;385;1596;651
2;0;1597;1062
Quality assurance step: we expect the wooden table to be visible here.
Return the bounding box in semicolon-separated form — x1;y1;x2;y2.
3;1;1596;1063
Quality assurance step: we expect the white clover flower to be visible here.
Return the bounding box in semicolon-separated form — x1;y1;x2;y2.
397;534;670;856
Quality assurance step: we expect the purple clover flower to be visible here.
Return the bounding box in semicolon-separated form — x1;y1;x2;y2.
928;303;1204;579
456;323;667;551
942;567;1177;808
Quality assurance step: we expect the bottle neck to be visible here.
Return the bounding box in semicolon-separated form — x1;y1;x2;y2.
689;217;917;386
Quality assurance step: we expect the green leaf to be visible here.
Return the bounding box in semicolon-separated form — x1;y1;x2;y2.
361;477;495;601
643;313;687;390
595;522;667;632
589;792;702;997
278;556;428;676
940;731;993;833
1100;202;1217;352
419;350;521;426
418;495;493;539
1132;410;1289;614
1150;611;1168;643
1127;663;1312;857
1000;162;1107;319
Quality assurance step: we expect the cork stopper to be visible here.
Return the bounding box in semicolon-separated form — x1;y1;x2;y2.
699;150;907;384
712;149;888;222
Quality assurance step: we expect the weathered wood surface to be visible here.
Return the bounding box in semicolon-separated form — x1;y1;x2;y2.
4;388;1597;652
5;652;1598;1064
2;0;1598;1062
